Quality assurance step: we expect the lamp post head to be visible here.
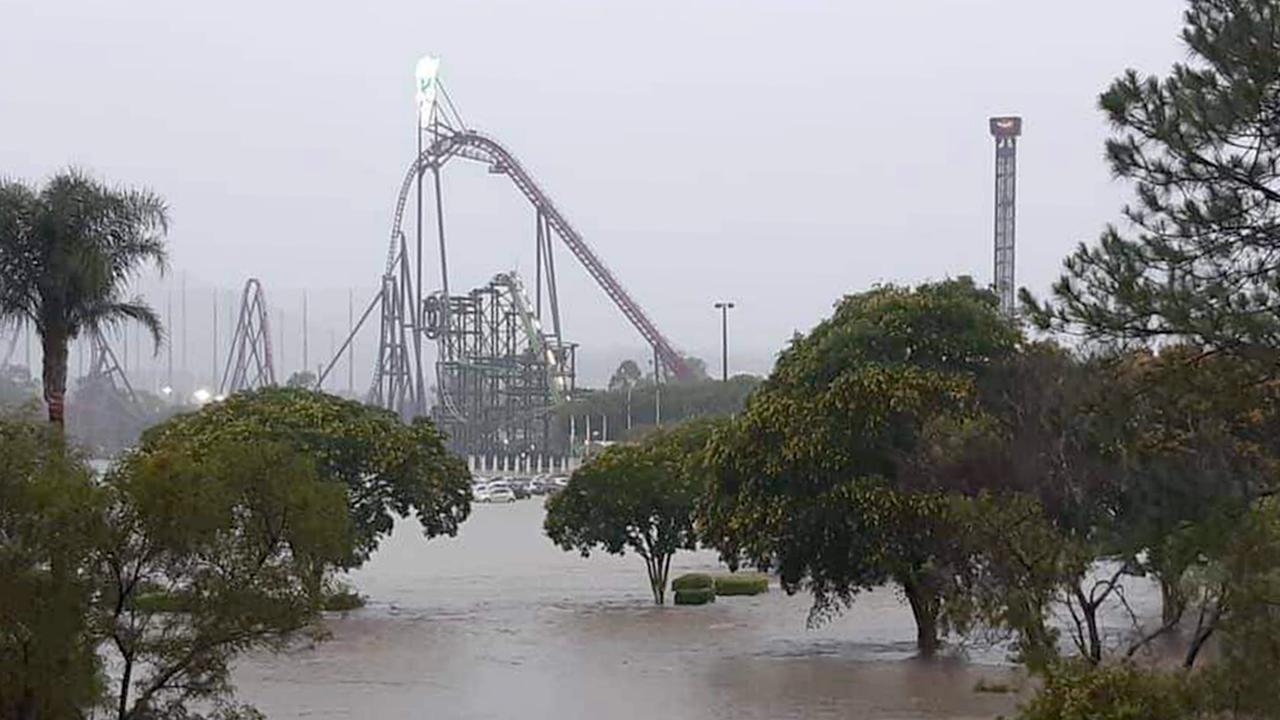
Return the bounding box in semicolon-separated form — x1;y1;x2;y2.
714;301;736;310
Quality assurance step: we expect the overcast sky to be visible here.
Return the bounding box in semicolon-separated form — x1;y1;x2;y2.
2;0;1188;390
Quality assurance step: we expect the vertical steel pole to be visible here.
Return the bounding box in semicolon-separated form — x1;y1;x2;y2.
302;290;308;375
211;290;218;388
181;273;187;382
166;290;173;388
721;306;728;381
653;345;661;427
348;288;355;395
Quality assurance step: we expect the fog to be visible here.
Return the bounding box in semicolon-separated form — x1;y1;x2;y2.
1;0;1187;391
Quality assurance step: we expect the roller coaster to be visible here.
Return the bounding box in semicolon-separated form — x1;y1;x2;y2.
318;65;692;461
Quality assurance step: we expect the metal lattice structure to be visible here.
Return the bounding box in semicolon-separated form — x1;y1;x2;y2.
318;71;693;452
69;331;143;448
220;278;276;395
428;271;576;456
990;116;1022;317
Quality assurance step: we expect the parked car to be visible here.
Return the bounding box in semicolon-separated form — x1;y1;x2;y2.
486;486;516;503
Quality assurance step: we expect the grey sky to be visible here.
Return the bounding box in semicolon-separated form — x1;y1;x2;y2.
2;0;1187;389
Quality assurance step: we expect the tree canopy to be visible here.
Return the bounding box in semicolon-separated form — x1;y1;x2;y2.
0;170;168;426
703;278;1021;654
1027;0;1280;358
136;387;472;567
545;420;719;604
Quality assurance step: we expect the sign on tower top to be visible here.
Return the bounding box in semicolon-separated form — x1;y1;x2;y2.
989;116;1023;138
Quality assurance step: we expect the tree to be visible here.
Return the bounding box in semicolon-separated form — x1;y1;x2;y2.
285;370;316;389
0;421;353;720
607;360;643;392
137;387;471;567
703;278;1021;655
1026;0;1280;359
99;440;351;719
0;171;168;426
544;421;717;604
0;421;105;720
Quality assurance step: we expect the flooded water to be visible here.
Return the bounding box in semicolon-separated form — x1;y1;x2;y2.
231;499;1100;719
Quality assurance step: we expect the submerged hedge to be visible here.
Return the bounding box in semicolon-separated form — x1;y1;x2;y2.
673;587;716;605
671;573;714;591
713;573;769;596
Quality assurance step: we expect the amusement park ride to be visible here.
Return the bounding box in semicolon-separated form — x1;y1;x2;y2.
50;59;1022;465
313;57;696;461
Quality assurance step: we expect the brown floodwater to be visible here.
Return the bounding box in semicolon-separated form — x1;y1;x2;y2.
230;499;1150;719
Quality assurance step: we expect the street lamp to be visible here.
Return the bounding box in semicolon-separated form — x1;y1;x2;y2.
714;301;736;382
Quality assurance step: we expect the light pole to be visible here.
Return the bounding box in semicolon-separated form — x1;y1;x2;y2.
714;301;735;382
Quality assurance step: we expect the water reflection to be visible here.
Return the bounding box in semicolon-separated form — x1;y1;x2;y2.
233;500;1033;719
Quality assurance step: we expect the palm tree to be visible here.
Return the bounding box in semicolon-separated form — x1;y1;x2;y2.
0;170;168;426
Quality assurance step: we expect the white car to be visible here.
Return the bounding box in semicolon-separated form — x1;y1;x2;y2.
485;487;516;503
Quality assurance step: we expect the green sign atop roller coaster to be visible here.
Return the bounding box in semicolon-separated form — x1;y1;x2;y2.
415;55;441;127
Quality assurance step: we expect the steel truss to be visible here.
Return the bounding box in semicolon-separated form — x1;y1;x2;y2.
990;116;1022;317
220;278;276;395
319;77;693;441
428;271;576;456
69;331;142;447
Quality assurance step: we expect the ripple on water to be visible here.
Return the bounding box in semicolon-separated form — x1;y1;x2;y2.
232;501;1095;719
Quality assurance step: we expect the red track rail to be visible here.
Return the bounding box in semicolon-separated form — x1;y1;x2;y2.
419;130;694;382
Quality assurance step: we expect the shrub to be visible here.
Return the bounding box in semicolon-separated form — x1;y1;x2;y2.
674;587;716;605
713;573;769;596
323;589;365;612
131;590;192;613
671;573;714;591
1016;662;1199;720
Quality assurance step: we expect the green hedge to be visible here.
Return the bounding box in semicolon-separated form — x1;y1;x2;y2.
671;573;714;591
713;573;769;596
132;590;192;613
673;587;716;605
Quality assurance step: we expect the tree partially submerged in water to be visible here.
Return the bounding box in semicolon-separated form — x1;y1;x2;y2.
702;278;1022;656
0;419;354;720
545;420;718;604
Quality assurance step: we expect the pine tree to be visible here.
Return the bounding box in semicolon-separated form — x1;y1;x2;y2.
1028;0;1280;358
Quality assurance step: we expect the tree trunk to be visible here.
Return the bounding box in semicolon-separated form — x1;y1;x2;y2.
645;556;666;605
903;581;940;658
40;331;67;428
1159;574;1186;628
1072;586;1103;664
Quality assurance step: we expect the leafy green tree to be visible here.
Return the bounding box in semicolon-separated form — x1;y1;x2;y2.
1015;661;1201;720
0;171;168;426
704;278;1021;655
545;421;717;604
607;360;643;392
1026;0;1280;358
99;441;351;719
558;375;760;444
1;422;353;720
138;387;471;566
285;370;316;389
0;421;105;720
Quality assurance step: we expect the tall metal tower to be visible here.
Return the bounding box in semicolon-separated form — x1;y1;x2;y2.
990;116;1022;317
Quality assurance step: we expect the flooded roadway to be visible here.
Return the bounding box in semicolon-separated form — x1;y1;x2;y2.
232;499;1035;719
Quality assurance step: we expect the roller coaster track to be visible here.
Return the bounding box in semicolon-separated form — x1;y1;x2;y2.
387;127;694;382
